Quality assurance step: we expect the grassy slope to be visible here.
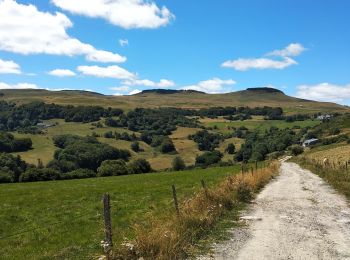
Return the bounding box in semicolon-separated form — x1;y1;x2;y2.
1;88;348;113
0;165;240;260
201;116;321;133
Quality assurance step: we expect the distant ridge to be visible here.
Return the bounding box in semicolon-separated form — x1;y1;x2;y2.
139;89;205;95
245;87;284;94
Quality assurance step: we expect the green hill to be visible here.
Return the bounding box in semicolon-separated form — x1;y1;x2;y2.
0;87;348;114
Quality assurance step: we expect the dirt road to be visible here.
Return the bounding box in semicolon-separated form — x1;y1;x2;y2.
201;162;350;260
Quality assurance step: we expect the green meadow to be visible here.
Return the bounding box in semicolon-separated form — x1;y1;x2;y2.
0;165;240;260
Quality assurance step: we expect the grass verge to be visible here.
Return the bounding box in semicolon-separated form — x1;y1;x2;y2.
293;157;350;200
113;162;280;259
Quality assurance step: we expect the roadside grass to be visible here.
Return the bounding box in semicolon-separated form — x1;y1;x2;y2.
0;165;240;260
115;162;280;259
294;156;350;200
303;143;350;165
204;119;320;133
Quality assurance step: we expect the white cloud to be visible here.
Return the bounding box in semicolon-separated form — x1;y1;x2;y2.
222;43;305;71
0;0;125;62
182;78;236;94
128;89;142;95
86;50;126;63
119;39;129;47
296;82;350;104
48;69;76;77
222;57;296;71
0;82;40;89
0;58;21;74
77;65;135;79
52;0;175;29
110;86;130;92
122;78;175;88
267;43;306;57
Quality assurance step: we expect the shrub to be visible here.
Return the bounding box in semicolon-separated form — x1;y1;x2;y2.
0;170;14;183
131;141;140;152
225;143;235;154
97;160;128;177
127;159;152;174
19;168;61;182
104;131;114;138
63;169;96;179
291;145;304;156
195;151;223;167
160;138;176;154
172;156;186;171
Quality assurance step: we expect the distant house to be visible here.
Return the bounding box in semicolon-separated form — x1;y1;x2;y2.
302;138;319;147
37;122;55;129
317;114;331;121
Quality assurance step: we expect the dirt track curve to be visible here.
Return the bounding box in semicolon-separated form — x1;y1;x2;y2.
200;161;350;260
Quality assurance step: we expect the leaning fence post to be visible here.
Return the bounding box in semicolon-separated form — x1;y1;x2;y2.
172;184;180;216
102;194;113;260
201;179;208;198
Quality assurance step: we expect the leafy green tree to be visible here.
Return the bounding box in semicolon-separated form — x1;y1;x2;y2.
225;143;236;154
97;160;128;177
131;141;140;152
172;156;186;171
127;159;152;174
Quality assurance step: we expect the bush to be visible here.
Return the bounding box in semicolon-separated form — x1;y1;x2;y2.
63;169;96;179
160;138;176;154
97;160;128;177
127;159;152;174
131;141;140;152
172;156;186;171
195;151;223;167
0;170;14;183
225;143;235;154
19;168;61;182
291;145;304;156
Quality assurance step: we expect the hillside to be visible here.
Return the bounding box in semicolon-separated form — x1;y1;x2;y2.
0;87;348;114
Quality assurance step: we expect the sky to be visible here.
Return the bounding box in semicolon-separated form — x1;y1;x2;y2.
0;0;350;105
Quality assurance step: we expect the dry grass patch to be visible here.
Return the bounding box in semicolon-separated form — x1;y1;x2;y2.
305;144;350;165
113;162;280;259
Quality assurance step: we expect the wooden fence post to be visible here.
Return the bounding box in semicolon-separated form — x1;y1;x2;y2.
172;184;180;216
346;161;348;172
255;161;258;171
201;179;208;198
102;194;113;259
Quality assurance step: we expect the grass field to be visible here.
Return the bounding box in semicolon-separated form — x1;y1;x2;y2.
11;121;203;171
203;117;320;133
0;165;241;260
303;143;350;165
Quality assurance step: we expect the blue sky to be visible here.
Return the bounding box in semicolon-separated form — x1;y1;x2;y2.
0;0;350;104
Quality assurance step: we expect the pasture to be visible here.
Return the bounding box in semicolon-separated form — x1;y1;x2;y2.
0;165;240;259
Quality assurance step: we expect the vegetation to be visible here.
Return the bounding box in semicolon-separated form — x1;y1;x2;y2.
189;130;224;151
0;132;32;152
0;165;240;259
116;162;279;259
172;156;186;171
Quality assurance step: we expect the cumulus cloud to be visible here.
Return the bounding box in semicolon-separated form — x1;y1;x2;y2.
0;82;40;89
296;82;350;104
77;65;135;79
48;69;76;77
182;78;236;93
119;39;129;47
0;58;21;74
52;0;175;29
222;43;306;71
0;0;125;63
110;86;130;92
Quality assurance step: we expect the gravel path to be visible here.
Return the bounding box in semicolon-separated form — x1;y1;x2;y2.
200;162;350;260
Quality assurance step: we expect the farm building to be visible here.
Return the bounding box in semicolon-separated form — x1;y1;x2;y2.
303;138;319;147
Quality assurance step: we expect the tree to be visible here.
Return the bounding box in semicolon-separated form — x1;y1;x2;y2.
97;160;128;177
291;145;304;156
195;151;223;167
225;143;235;154
131;141;140;152
127;159;152;174
160;138;176;153
172;156;186;171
